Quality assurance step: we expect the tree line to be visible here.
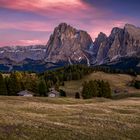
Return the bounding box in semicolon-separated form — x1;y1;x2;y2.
0;65;92;96
0;72;48;96
0;65;93;96
82;80;112;99
0;64;130;98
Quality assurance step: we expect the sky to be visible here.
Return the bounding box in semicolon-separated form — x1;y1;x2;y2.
0;0;140;47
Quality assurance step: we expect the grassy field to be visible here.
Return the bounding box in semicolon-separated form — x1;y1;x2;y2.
0;96;139;140
60;72;140;97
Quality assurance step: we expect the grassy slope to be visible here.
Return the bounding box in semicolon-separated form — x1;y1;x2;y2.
60;72;140;96
0;96;140;140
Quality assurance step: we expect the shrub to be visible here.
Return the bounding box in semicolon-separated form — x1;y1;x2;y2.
134;81;140;89
59;89;67;97
75;92;80;99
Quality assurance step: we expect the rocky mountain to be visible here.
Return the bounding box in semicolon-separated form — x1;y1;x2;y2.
93;24;140;64
0;45;46;63
0;23;140;72
45;23;93;65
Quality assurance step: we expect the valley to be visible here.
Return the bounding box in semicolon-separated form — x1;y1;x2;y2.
0;1;140;140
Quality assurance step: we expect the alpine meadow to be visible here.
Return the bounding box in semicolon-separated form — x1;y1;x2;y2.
0;0;140;140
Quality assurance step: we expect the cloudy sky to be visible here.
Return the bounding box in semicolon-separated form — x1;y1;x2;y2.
0;0;140;47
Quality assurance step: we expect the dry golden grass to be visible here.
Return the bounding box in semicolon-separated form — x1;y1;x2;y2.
0;96;139;140
60;72;140;96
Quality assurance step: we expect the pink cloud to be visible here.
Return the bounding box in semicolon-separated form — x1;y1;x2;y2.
0;39;46;47
0;0;136;47
0;21;53;32
0;19;128;47
0;0;106;19
18;39;45;45
0;0;84;14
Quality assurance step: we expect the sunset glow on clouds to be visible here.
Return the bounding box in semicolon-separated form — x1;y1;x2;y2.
0;0;140;46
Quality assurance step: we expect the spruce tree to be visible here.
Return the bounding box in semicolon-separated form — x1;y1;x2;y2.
59;89;66;97
75;92;80;99
97;80;103;97
103;82;112;98
7;73;21;96
134;81;140;89
82;81;93;99
0;73;7;95
92;81;99;97
38;79;48;96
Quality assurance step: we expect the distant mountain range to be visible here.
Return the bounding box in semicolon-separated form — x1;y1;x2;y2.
0;23;140;72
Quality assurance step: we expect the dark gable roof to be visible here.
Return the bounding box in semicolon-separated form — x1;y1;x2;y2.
17;90;34;96
48;90;59;95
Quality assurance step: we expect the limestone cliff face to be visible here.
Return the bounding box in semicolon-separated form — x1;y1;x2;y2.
123;24;140;56
45;23;93;65
94;24;140;64
93;32;108;64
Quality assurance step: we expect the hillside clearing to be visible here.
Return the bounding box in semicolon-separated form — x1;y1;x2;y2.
60;72;140;96
0;96;139;140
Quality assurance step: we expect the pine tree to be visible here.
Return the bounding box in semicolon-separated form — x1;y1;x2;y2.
82;81;93;99
75;92;80;99
0;73;7;95
97;80;103;97
7;73;21;96
134;81;140;89
59;89;66;97
93;81;99;97
38;79;48;97
28;78;39;93
101;81;112;98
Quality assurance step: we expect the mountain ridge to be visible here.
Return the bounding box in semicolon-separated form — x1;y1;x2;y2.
0;23;140;72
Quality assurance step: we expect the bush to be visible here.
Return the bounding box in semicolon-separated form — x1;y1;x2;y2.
59;89;67;97
75;92;80;99
134;81;140;89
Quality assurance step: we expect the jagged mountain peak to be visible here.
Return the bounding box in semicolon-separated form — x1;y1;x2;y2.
97;32;107;38
54;23;75;34
45;23;93;64
58;22;68;27
124;23;138;29
124;23;140;39
52;22;90;41
111;27;123;35
94;23;140;64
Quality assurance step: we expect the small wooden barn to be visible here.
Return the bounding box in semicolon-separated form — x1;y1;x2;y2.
17;90;33;97
48;88;60;98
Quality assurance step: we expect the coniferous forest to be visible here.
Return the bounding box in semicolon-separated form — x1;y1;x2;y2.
0;65;139;98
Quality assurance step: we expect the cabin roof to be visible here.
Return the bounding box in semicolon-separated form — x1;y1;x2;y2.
17;90;34;96
48;90;59;95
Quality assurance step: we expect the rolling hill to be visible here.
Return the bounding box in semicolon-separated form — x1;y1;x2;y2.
60;72;140;96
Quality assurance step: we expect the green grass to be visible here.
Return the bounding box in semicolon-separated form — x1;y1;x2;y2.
0;96;140;140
